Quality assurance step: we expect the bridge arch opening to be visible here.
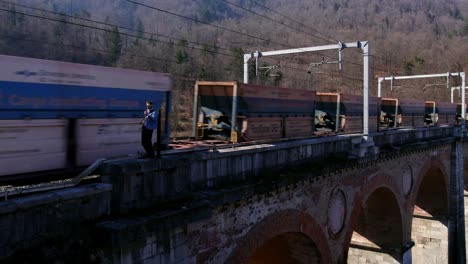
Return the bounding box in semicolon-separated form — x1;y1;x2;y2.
247;232;321;264
227;209;333;263
411;167;448;263
348;187;403;263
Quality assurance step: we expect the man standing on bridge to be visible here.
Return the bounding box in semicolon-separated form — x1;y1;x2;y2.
141;101;157;158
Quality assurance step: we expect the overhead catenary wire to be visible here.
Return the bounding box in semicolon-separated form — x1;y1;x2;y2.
0;2;380;84
250;0;392;66
0;3;360;80
219;0;388;72
242;1;391;73
0;6;236;58
0;33;319;84
244;0;399;69
247;0;338;44
1;1;351;72
0;34;303;85
122;0;290;49
4;0;392;76
219;0;335;44
122;0;388;73
0;0;230;53
72;0;389;75
0;33;182;67
271;61;364;82
243;0;391;70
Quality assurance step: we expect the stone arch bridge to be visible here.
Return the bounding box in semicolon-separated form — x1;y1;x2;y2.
1;126;467;264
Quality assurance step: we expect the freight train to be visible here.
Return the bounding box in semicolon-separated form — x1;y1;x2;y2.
0;55;171;177
0;55;461;178
192;81;460;142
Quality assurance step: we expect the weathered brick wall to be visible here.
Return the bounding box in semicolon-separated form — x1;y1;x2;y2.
248;232;321;263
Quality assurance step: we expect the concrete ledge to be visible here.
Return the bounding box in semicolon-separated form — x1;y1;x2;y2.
0;183;112;260
0;201;17;214
14;193;60;210
51;183;113;201
372;126;454;147
101;136;354;214
198;135;355;159
100;127;457;215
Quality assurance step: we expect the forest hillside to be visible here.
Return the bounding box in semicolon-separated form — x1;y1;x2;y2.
1;0;468;134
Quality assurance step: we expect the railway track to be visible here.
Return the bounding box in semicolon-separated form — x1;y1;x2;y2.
0;137;297;197
0;126;440;201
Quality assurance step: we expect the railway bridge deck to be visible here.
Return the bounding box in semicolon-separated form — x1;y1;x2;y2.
1;126;467;263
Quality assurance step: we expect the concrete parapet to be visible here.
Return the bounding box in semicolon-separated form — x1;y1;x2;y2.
101;158;190;214
0;183;112;260
100;136;355;214
372;126;454;146
100;128;458;215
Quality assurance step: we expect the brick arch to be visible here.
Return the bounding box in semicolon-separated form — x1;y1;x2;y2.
226;209;333;264
342;172;404;260
408;157;448;207
407;155;449;263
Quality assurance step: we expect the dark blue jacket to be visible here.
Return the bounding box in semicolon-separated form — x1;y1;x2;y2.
143;109;158;130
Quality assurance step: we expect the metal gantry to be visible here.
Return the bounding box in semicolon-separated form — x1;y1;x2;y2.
243;41;371;140
377;72;466;126
451;86;468;104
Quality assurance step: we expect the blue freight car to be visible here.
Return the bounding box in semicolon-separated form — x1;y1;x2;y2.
0;55;171;176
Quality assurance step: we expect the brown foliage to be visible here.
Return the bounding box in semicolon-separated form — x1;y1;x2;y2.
1;0;468;104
